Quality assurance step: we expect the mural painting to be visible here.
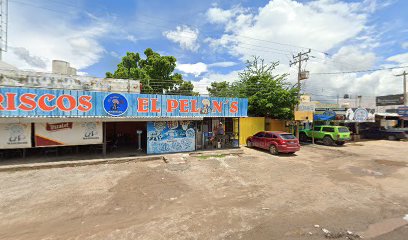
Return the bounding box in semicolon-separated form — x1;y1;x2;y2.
147;121;195;154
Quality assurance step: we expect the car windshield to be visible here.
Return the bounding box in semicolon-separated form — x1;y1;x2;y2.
280;134;296;139
338;127;349;133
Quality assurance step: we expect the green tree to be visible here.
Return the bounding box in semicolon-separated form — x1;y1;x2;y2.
106;48;197;95
239;57;299;119
207;57;298;119
207;81;238;98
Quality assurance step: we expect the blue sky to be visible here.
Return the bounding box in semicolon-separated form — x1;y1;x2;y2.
4;0;408;98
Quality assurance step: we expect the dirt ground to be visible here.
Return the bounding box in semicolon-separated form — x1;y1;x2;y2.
1;140;408;240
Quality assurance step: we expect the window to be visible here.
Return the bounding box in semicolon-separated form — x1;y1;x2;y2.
313;126;321;131
338;127;350;133
322;127;335;132
280;134;296;139
265;133;273;138
254;132;265;137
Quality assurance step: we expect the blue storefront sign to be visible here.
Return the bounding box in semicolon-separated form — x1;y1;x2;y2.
0;87;248;118
397;106;408;117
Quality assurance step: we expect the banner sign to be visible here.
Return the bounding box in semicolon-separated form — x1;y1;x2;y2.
0;69;141;93
397;106;408;117
345;108;375;122
313;107;375;122
314;108;346;121
0;123;31;149
35;122;102;147
376;94;404;106
147;121;195;154
0;87;248;118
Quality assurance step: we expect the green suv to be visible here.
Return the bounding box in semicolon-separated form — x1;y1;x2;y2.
299;125;351;146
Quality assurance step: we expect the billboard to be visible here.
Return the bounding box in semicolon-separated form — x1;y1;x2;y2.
35;122;102;147
147;121;195;154
0;87;248;118
0;123;31;149
376;94;404;106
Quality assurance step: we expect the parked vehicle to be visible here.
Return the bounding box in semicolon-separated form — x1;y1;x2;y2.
246;131;300;155
360;127;408;140
299;125;351;146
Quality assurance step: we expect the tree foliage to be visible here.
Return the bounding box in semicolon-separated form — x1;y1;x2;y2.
207;57;299;119
207;81;238;98
106;48;198;95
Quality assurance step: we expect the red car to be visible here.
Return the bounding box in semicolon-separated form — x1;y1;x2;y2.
246;131;301;155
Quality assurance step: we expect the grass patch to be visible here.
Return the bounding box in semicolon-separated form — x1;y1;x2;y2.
196;154;227;160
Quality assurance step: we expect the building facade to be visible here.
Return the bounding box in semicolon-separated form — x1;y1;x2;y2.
0;86;248;156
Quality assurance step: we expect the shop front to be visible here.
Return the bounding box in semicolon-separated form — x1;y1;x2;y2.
0;87;248;157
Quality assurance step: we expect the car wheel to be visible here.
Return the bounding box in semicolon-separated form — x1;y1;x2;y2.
247;140;253;148
299;133;308;142
269;145;278;155
323;136;334;146
336;141;345;146
387;135;396;141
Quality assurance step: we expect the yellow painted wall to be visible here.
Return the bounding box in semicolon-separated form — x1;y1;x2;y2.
239;117;265;145
265;118;288;132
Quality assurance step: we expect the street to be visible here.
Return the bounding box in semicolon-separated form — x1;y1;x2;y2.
1;140;408;240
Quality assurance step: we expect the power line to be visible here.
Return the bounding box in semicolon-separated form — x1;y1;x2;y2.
311;65;408;75
9;0;75;14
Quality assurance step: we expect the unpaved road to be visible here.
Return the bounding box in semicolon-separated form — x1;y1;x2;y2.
1;140;408;240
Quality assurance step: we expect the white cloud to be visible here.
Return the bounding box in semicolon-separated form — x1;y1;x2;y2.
206;6;244;24
163;25;200;52
110;51;121;59
203;0;405;102
402;42;408;49
126;34;137;43
4;4;111;71
386;53;408;64
206;0;369;59
331;46;376;70
9;47;47;69
208;61;237;67
192;70;240;95
176;61;238;77
176;62;208;77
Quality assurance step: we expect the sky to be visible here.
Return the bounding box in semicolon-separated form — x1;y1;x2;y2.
3;0;408;102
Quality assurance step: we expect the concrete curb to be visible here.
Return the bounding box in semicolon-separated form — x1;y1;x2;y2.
189;148;244;156
0;148;244;173
0;155;165;173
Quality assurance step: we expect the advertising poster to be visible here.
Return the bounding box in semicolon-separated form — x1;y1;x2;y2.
345;108;375;122
147;121;195;154
376;94;404;106
0;123;31;149
35;122;102;147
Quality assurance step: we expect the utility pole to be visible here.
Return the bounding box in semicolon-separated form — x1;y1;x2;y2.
0;0;9;61
395;71;408;106
290;49;311;139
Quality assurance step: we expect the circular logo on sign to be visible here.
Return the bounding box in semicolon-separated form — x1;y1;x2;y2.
103;93;128;116
354;108;368;122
